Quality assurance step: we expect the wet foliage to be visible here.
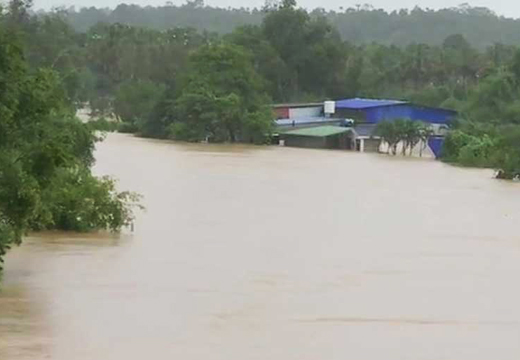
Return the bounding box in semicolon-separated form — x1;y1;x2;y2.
0;4;141;272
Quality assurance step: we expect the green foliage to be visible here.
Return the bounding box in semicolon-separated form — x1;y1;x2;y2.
5;0;520;186
443;125;520;174
12;0;505;134
402;121;424;155
375;121;401;155
457;135;496;167
0;10;141;272
86;117;119;132
226;25;289;101
465;70;518;123
169;43;273;143
441;130;474;161
31;168;143;232
242;106;275;144
492;126;520;178
376;119;432;156
52;4;520;50
117;121;140;134
113;79;166;135
408;85;451;107
261;6;348;100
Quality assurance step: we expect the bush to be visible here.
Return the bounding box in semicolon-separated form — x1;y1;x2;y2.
456;134;496;167
242;108;274;145
492;126;520;178
117;122;139;134
167;122;204;142
441;130;474;161
31;168;142;232
87;117;119;132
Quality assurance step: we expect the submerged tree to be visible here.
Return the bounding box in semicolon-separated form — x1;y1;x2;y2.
376;119;432;156
0;20;141;272
375;121;400;155
418;125;434;157
167;43;273;143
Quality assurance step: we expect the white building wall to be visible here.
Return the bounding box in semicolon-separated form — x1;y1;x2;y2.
288;107;322;119
379;140;435;158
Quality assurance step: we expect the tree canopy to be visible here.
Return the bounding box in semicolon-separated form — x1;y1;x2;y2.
168;43;273;144
0;3;141;271
52;3;520;49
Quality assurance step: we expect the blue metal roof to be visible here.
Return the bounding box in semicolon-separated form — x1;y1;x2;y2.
335;98;408;110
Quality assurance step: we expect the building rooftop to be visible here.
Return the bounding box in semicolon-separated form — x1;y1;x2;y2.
283;126;352;137
335;98;408;110
272;102;323;108
275;117;336;127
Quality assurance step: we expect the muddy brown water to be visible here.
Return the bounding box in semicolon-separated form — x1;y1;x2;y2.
1;133;520;359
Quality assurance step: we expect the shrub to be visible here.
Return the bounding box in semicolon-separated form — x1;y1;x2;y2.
87;117;119;132
31;168;143;233
456;134;496;167
117;122;139;134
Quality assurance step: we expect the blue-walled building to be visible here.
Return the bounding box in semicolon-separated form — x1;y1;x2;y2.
332;98;457;157
273;98;457;158
333;98;457;125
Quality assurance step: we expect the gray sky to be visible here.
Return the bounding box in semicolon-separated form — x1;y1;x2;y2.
31;0;520;19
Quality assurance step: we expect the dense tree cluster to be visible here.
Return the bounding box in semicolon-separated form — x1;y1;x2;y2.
169;43;273;143
54;3;520;49
0;2;140;271
376;120;432;156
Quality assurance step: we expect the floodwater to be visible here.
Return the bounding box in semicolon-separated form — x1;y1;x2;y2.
1;133;520;359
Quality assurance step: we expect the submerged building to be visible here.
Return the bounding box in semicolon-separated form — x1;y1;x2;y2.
333;98;455;125
274;98;457;157
282;126;353;150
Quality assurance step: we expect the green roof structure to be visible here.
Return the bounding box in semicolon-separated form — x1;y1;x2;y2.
283;126;352;137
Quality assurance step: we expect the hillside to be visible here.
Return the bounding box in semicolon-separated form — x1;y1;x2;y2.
52;3;520;48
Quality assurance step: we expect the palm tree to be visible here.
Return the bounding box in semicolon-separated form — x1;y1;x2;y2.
403;121;423;156
375;120;400;155
418;124;434;157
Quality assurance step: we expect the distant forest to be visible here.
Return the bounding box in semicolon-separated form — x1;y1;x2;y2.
42;2;520;48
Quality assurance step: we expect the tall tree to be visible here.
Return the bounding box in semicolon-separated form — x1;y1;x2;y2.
169;43;272;143
0;11;140;270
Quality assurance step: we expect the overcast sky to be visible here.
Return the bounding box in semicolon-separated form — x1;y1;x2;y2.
31;0;520;19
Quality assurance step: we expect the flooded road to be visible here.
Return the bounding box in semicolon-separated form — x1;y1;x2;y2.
1;133;520;359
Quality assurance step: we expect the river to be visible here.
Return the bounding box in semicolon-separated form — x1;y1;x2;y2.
1;133;520;359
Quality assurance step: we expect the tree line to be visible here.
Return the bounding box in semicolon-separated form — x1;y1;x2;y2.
375;120;433;157
0;1;141;272
51;2;520;50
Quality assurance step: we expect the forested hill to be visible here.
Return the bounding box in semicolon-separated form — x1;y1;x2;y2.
49;3;520;48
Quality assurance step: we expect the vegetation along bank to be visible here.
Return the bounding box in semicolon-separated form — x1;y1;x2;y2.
0;2;141;273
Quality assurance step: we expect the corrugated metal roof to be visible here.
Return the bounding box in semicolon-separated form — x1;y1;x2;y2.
335;98;408;109
275;117;335;126
283;126;352;137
